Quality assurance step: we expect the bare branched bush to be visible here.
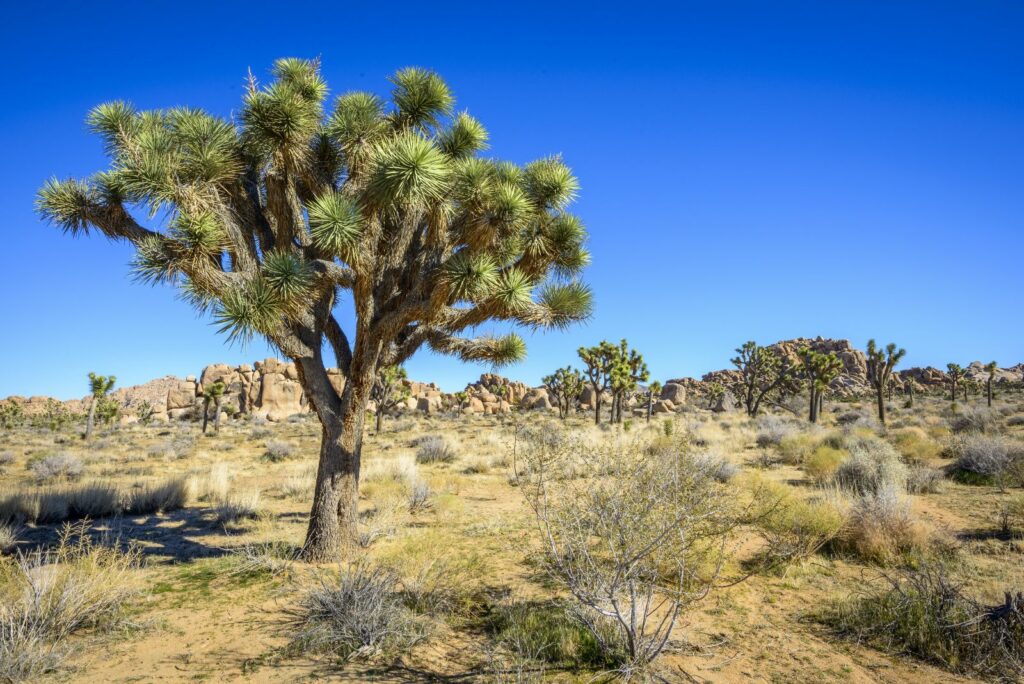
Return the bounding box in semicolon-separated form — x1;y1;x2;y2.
407;481;433;515
516;430;741;677
284;563;427;662
906;465;944;494
950;406;998;434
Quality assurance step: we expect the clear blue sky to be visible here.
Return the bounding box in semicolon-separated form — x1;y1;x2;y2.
1;1;1021;399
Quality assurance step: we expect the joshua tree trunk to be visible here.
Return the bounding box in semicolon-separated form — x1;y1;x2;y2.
594;394;602;425
875;387;886;425
808;387;819;423
987;379;993;407
302;364;372;562
85;397;97;440
646;391;653;422
950;379;957;403
201;398;210;435
213;396;222;433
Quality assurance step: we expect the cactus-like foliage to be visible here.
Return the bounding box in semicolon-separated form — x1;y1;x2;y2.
705;382;726;411
578;341;618;425
201;380;226;434
946;363;964;404
38;60;592;560
646;380;663;422
608;340;649;424
370;365;410;434
865;339;906;425
85;372;116;440
798;348;843;423
728;341;799;417
543;366;585;419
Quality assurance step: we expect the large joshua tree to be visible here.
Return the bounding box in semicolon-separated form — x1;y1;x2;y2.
578;341;617;425
608;340;648;424
37;60;592;561
865;339;905;425
85;372;116;440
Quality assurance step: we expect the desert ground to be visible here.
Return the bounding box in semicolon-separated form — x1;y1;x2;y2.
2;389;1024;683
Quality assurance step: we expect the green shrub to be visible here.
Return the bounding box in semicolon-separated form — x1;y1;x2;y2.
804;446;846;483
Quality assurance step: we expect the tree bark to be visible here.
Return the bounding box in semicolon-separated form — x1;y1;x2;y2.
214;396;222;433
201;398;210;435
85;396;97;440
876;387;886;425
594;393;602;425
988;379;993;407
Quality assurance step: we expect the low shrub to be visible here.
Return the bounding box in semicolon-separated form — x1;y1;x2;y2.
891;427;941;464
0;476;192;525
950;406;997;434
835;486;930;565
777;434;817;465
0;524;139;682
951;435;1024;487
755;415;799;448
213;489;262;524
906;465;944;494
284;563;427;662
804;446;846;484
415;436;457;464
756;489;846;566
820;564;1024;679
486;601;616;670
262;440;295;463
29;453;83;484
125;476;193;515
834;434;907;495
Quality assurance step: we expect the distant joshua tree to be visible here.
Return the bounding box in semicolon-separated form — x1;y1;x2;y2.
543;366;585;420
452;390;469;416
729;341;798;417
201;380;226;434
947;363;964;404
705;381;725;411
370;366;410;435
798;348;843;423
579;341;616;425
646;380;662;422
985;361;998;407
38;61;592;560
865;339;905;425
608;340;649;424
85;372;116;440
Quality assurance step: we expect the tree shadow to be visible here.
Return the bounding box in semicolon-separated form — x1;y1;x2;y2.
11;507;239;562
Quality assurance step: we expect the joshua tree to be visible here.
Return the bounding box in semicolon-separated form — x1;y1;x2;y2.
705;381;725;411
985;361;997;407
728;341;798;417
646;380;662;422
579;341;617;425
38;60;592;560
865;339;905;426
608;340;648;424
946;363;964;404
798;348;842;423
543;366;584;420
85;372;116;439
452;390;469;415
370;365;410;434
201;380;226;434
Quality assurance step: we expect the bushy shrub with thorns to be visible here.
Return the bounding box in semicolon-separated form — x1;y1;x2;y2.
29;453;83;484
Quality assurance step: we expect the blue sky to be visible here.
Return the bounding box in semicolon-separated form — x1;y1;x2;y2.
1;1;1021;399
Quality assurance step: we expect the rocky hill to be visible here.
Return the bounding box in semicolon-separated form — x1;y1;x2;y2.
2;341;1020;423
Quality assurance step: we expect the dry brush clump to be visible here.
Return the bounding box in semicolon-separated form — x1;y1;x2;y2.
949;434;1024;487
283;562;428;663
0;476;193;526
821;564;1024;680
28;453;84;484
0;524;140;682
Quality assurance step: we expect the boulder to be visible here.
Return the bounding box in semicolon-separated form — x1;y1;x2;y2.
660;382;686;404
652;399;675;414
520;388;553;411
416;396;442;414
